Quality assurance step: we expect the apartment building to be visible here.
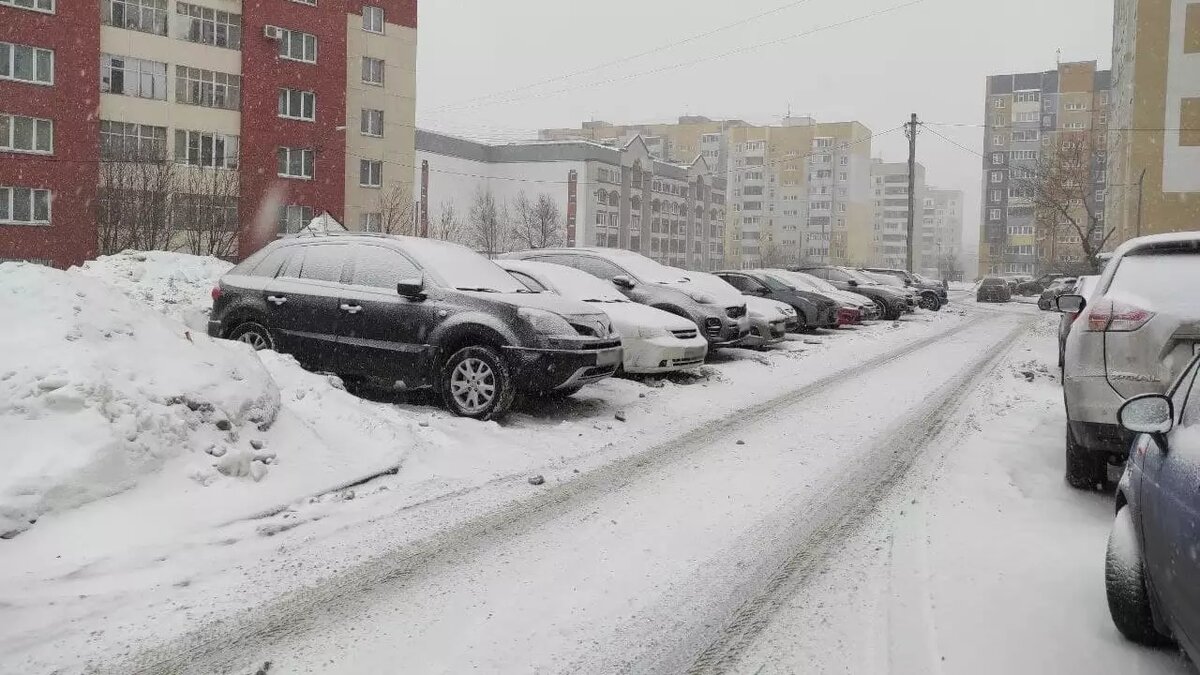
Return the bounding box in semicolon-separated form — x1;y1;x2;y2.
979;61;1110;276
0;0;417;268
415;130;728;269
1107;0;1200;244
869;160;926;270
923;188;964;279
540;116;874;270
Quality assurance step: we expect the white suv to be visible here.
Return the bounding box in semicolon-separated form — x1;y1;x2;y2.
1059;232;1200;489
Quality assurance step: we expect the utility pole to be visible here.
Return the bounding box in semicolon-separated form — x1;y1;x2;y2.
905;113;919;273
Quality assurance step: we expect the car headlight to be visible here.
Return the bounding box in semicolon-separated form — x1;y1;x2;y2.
637;324;669;339
518;308;576;336
688;291;717;304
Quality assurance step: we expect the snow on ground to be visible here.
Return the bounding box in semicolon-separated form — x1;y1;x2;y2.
0;254;980;674
733;309;1193;674
75;251;234;331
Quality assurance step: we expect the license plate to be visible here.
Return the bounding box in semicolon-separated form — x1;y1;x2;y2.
597;349;621;366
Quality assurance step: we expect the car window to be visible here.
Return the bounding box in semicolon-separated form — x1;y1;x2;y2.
803;268;828;280
508;270;547;292
573;256;626;281
298;245;348;283
250;248;293;278
826;268;851;282
351;245;422;290
720;274;756;292
1105;251;1200;313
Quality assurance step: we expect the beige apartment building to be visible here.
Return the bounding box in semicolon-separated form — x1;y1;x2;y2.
1107;0;1200;244
540;116;875;269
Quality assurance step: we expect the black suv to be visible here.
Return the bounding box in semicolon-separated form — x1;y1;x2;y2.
208;234;623;420
713;270;838;331
793;266;913;320
861;267;948;311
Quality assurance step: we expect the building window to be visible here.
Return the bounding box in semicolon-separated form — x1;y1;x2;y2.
0;186;51;225
101;0;168;35
0;0;54;11
101;54;167;100
990;189;1002;203
360;109;383;137
1064;122;1085;130
359;159;382;187
0;114;52;154
176;3;242;49
838;172;847;181
174;129;239;169
100;120;167;160
0;42;53;85
175;66;241;110
839;156;848;166
360;212;382;232
361;57;385;85
278;88;315;121
174;193;238;232
990;171;1003;183
990;152;1004;165
988;208;1001;221
1014;91;1040;103
278;204;313;233
277;147;314;179
277;28;317;63
362;5;384;33
1011;130;1040;142
992;135;1002;147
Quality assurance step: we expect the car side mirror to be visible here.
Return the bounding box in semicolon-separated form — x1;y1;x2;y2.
754;287;770;296
847;279;859;287
1056;294;1085;313
1119;394;1174;436
397;275;426;299
612;275;636;289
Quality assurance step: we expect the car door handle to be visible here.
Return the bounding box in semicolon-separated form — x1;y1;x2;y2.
340;303;363;314
266;295;288;305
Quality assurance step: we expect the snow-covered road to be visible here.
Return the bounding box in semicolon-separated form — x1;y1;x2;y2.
98;303;1177;675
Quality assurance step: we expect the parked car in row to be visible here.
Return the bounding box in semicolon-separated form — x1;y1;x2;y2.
861;267;948;311
766;269;879;322
1018;273;1069;296
502;248;750;347
209;233;623;420
794;266;914;320
1105;353;1200;658
859;271;920;311
1059;231;1200;489
975;277;1013;303
497;259;708;374
1037;276;1077;311
713;269;840;330
1056;275;1099;372
665;268;794;348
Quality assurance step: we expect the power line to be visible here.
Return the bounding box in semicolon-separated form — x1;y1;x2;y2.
925;121;1193;132
922;124;984;159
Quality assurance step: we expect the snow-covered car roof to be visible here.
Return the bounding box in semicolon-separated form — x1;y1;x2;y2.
496;259;628;303
1112;230;1200;258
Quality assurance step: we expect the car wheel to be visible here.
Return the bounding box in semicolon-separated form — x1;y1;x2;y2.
1106;506;1173;646
229;321;275;351
440;345;516;420
919;293;941;311
1065;423;1104;490
885;303;903;321
794;312;809;333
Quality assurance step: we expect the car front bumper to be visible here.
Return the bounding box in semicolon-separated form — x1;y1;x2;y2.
703;312;751;347
623;334;709;373
741;318;788;348
505;341;623;392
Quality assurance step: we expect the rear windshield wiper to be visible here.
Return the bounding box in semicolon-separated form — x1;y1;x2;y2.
456;287;501;293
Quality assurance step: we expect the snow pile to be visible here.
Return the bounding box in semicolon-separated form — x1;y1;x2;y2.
0;262;279;537
75;250;233;331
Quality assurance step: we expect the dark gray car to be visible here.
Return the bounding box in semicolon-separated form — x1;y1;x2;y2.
861;267;948;310
795;266;913;320
502;248;751;346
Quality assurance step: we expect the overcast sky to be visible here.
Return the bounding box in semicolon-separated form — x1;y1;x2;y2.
416;0;1114;253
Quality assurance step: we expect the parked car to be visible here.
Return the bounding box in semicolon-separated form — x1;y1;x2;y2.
1019;272;1069;296
496;259;708;374
209;233;623;420
1105;353;1200;656
859;271;919;312
861;267;948;310
742;296;793;348
793;266;913;320
1057;275;1099;372
1003;275;1032;293
1037;276;1077;311
976;277;1012;303
765;269;879;322
502;248;750;347
1059;231;1200;489
713;269;839;331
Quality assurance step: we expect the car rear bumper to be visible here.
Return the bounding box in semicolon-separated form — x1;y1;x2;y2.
505;343;623;392
1063;373;1131;454
1069;420;1137;458
624;334;708;373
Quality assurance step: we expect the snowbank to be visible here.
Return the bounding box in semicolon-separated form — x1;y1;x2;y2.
0;262;278;537
75;250;233;331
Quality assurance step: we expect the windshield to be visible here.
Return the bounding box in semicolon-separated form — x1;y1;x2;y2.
758;273;795;292
517;262;627;303
843;268;882;286
614;254;691;284
862;271;904;287
402;239;529;293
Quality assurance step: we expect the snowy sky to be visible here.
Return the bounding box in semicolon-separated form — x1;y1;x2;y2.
415;0;1115;254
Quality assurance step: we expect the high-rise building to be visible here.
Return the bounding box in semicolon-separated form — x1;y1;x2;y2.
979;61;1110;276
924;188;965;280
0;0;417;268
1107;0;1200;244
869;159;926;270
414;130;727;268
540;116;874;270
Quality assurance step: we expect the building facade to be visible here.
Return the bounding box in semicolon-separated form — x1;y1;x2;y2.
0;0;416;268
979;61;1110;276
415;130;727;269
540;116;874;270
1107;0;1200;244
924;188;965;280
869;160;926;270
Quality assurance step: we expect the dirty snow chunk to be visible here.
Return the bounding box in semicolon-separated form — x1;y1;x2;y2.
75;251;233;332
0;262;279;535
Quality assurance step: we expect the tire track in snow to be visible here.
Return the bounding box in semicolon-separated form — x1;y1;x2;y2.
686;316;1033;675
105;313;998;675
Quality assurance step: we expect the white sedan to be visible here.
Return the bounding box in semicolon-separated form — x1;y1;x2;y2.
497;259;709;374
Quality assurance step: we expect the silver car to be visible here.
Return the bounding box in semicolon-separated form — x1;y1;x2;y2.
1059;232;1200;489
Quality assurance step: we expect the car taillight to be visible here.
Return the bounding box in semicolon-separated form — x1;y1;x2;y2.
1085;299;1154;332
211;286;222;302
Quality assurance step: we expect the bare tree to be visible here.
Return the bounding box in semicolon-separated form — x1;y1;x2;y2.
178;167;241;258
430;199;463;243
509;192;564;250
1013;133;1113;274
758;236;800;269
97;157;176;254
376;182;417;236
466;187;507;257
